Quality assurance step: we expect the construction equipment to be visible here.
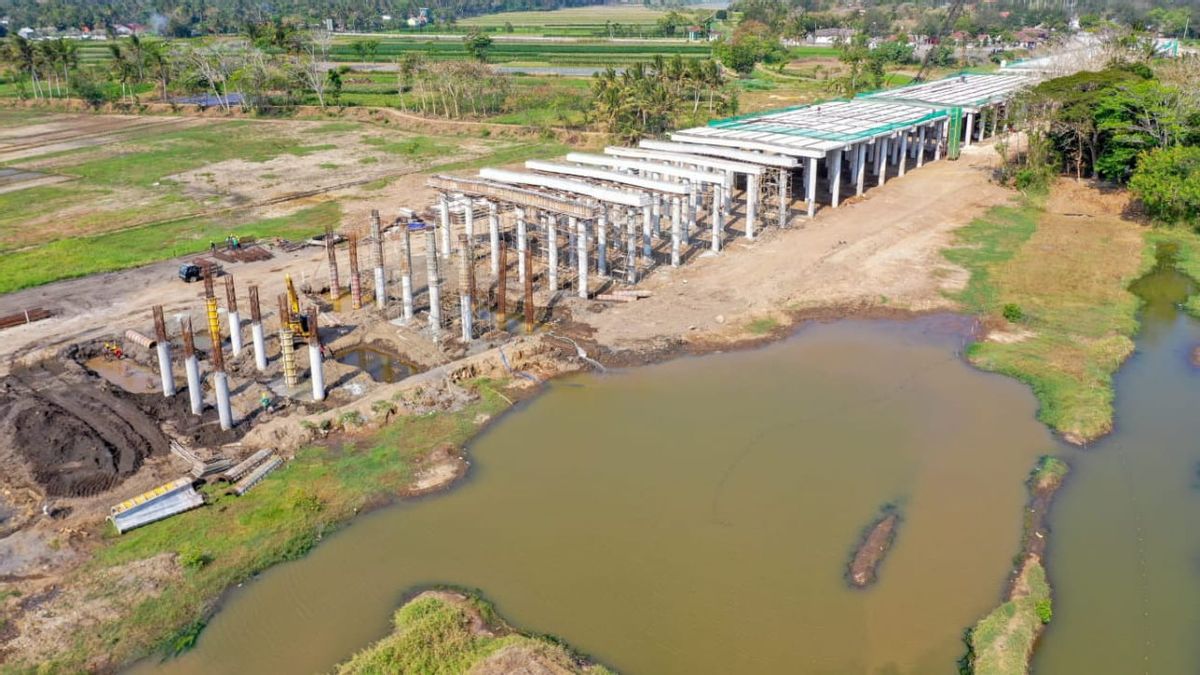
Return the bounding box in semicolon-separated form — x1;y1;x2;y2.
284;274;311;337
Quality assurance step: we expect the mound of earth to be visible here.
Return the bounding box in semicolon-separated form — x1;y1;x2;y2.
0;358;169;498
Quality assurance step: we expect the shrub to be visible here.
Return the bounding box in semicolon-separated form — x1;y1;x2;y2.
1130;146;1200;225
1002;303;1024;323
178;544;213;570
1035;598;1053;624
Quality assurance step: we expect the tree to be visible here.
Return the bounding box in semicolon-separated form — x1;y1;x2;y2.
463;30;493;63
294;30;332;107
714;21;785;77
1130;146;1200;224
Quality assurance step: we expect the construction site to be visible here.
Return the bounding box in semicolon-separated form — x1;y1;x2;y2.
0;66;1066;671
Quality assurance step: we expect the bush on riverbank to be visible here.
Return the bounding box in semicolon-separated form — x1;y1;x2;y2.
335;590;613;674
968;560;1051;675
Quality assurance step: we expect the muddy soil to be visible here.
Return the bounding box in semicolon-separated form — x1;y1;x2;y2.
846;504;902;589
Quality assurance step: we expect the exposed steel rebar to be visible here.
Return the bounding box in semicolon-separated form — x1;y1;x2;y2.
277;294;291;327
307;307;320;346
248;285;262;323
348;233;362;310
224;275;238;313
326;225;340;300
202;263;215;298
209;315;225;373
152;305;168;342
181;316;196;358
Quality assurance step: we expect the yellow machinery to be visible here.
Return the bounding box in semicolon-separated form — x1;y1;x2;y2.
284;274;311;338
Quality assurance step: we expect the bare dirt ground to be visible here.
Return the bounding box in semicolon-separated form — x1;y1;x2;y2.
580;143;1007;350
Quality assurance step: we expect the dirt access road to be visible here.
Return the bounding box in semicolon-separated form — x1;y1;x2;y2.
582;143;1008;350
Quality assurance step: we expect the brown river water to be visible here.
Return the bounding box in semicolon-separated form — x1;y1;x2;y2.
131;254;1200;674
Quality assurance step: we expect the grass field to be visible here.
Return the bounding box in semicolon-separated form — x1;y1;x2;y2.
0;114;565;293
22;381;513;672
328;38;712;65
460;5;668;27
943;188;1148;443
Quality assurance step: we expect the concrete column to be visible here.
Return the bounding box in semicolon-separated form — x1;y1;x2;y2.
917;126;927;168
873;139;884;176
671;195;682;243
711;183;724;253
547;214;559;293
425;225;441;335
488;202;500;278
746;173;758;240
308;343;325;401
399;225;414;323
964;113;975;147
890;134;901;165
977;109;987;141
576;218;588;299
805;157;818;218
724;171;734;212
683;182;694;243
185;356;202;414
156;342;175;397
777;168;788;228
936;119;946;161
213;371;232;430
567;220;577;271
651;195;662;237
458;234;473;342
597;208;608;277
625;209;637;284
438;195;452;258
670;197;682;267
228;311;242;356
898;133;909;177
641;205;653;260
371;210;385;311
877;138;889;186
830;150;843;208
516;208;527;284
251;322;267;371
855;143;867;197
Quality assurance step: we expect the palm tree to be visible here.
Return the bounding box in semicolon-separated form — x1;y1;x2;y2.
5;36;42;99
143;40;173;101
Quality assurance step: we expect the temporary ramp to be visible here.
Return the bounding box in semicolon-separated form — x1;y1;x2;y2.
231;454;283;496
109;478;205;534
674;99;948;158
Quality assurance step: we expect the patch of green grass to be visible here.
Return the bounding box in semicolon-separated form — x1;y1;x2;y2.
335;589;613;674
28;382;514;673
362;135;450;157
1146;227;1200;317
434;140;569;173
57;123;337;188
1029;455;1069;489
302;121;362;134
358;156;379;165
943;197;1146;442
0;184;107;249
969;561;1051;675
0;202;342;294
746;317;780;335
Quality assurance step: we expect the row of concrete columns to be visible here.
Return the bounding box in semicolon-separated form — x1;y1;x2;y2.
151;275;328;430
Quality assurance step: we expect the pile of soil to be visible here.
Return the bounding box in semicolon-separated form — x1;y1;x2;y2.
0;359;169;497
846;504;902;589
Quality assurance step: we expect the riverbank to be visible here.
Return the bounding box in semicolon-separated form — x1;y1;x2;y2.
943;180;1149;444
334;589;613;674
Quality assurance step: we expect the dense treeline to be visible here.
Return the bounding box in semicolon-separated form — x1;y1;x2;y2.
1000;58;1200;224
727;0;1199;39
0;0;612;35
591;55;735;142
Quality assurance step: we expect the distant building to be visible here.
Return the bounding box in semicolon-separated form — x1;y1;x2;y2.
810;28;857;46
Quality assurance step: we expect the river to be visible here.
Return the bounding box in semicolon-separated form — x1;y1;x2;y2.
131;256;1200;674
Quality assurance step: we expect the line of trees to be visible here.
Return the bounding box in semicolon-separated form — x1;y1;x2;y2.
1000;56;1200;224
591;55;734;142
395;54;511;117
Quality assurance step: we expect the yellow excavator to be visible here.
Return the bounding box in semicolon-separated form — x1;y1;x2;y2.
284;274;311;338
